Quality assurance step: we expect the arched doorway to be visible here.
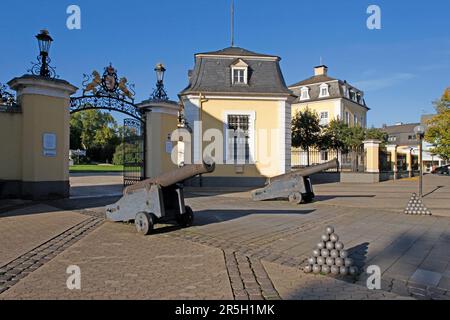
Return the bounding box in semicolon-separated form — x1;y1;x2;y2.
69;64;146;188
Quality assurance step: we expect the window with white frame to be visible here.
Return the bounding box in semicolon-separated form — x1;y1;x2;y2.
354;114;358;126
345;111;350;124
227;114;251;164
300;87;310;100
388;136;397;142
232;68;246;84
319;83;330;98
360;116;365;128
320;111;329;126
231;59;249;85
349;90;356;102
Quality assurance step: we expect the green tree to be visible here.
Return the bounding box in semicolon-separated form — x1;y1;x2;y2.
342;125;366;172
70;113;83;150
365;127;388;145
425;89;450;160
69;110;120;163
292;108;321;165
112;142;141;166
320;120;348;151
112;143;125;165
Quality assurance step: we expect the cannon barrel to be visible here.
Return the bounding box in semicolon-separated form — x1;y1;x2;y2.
124;159;215;195
270;158;339;183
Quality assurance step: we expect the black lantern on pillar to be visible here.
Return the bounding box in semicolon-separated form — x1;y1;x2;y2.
29;29;56;78
36;29;53;55
150;63;168;101
155;63;166;83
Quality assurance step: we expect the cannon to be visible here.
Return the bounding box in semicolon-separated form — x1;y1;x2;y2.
251;159;339;204
106;159;215;235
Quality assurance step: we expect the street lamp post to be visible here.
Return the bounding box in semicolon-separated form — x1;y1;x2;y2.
414;125;426;198
150;63;168;101
30;29;56;78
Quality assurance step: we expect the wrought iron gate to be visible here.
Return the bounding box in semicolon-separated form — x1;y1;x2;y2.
123;118;145;187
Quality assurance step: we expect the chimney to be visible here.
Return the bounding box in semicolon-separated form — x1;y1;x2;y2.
314;65;328;76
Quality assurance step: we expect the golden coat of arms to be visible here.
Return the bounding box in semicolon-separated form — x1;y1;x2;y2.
82;64;135;101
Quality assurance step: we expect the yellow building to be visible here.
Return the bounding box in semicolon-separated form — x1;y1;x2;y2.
289;65;369;127
179;47;295;186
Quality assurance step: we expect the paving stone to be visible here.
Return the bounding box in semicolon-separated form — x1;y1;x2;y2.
410;269;442;287
437;276;450;291
2;175;450;299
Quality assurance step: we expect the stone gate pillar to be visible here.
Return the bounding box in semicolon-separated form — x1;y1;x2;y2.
138;99;179;178
8;75;77;199
386;144;398;180
363;140;381;173
406;149;413;178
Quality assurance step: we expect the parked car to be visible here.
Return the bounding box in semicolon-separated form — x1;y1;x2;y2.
432;165;449;175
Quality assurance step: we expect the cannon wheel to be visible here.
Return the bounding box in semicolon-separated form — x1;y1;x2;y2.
177;206;194;228
288;192;303;204
135;212;154;235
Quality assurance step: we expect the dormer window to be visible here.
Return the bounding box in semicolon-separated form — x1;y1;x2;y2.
342;85;349;98
300;87;310;101
231;59;248;85
319;83;330;98
233;69;246;84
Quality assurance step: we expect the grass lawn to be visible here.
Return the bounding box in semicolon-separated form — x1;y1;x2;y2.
70;164;124;172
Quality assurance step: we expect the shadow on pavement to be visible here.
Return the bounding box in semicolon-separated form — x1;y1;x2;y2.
0;202;61;218
184;188;254;198
193;208;316;226
46;196;121;212
423;186;444;198
315;195;376;201
348;242;370;272
70;184;123;197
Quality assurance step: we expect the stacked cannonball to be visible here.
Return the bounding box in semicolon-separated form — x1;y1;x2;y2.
303;226;358;276
404;193;431;215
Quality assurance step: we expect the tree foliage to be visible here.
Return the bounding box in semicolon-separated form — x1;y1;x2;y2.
112;142;142;165
292;114;388;155
320;120;348;151
292;109;322;165
365;127;388;146
292;108;321;151
70;110;121;163
425;89;450;160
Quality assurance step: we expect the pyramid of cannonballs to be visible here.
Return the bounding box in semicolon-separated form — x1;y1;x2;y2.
404;193;431;215
303;226;358;276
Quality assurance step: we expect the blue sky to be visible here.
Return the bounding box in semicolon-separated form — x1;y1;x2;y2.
1;0;449;127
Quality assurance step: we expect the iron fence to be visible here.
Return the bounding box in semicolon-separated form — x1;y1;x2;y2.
291;149;366;172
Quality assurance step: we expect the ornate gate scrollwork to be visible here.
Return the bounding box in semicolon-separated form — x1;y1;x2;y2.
0;83;18;109
123;118;146;186
70;64;144;122
70;65;147;185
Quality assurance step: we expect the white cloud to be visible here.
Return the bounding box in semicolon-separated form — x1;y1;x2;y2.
353;73;416;92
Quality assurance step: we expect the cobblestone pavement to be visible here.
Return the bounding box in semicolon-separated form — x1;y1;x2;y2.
263;261;411;300
0;174;449;300
312;174;450;217
223;251;280;300
0;204;90;266
174;184;450;299
1;222;232;300
0;216;101;295
70;173;123;199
